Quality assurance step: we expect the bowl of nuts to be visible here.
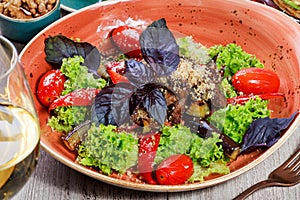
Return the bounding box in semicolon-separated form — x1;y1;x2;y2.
0;0;60;43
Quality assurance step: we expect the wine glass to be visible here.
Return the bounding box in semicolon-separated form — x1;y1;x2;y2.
0;36;40;199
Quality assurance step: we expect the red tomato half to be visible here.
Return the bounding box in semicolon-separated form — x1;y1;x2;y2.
155;154;194;185
232;68;280;95
37;69;66;107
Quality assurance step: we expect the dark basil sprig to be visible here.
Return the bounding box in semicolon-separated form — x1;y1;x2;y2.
91;83;135;126
241;111;298;153
140;18;180;76
129;83;168;125
124;59;155;88
44;34;100;74
91;83;168;127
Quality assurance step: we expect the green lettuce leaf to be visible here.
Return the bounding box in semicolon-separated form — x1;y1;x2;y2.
77;124;138;175
209;43;264;78
48;106;87;133
154;125;195;164
60;56;106;95
210;97;270;144
188;161;230;183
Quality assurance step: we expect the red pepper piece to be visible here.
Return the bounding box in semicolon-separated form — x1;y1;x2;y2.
138;132;160;184
227;93;285;105
107;69;129;84
48;88;101;111
106;60;126;75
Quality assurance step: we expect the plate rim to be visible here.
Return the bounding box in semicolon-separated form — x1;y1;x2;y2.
19;0;300;192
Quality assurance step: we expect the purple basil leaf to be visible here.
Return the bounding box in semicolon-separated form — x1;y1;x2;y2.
91;84;117;126
241;111;298;153
124;59;155;88
83;47;101;76
111;83;136;125
91;83;135;126
129;83;167;125
140;18;180;76
45;34;100;72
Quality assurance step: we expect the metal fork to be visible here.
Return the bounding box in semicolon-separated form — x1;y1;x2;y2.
233;148;300;200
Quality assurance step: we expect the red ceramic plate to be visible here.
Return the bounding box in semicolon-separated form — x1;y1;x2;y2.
20;0;300;192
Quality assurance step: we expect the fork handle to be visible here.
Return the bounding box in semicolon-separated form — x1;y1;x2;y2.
233;180;278;200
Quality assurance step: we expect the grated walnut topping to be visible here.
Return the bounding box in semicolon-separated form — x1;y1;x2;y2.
0;0;57;19
159;58;222;102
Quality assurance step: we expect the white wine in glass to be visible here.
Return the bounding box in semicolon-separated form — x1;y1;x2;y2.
0;36;40;199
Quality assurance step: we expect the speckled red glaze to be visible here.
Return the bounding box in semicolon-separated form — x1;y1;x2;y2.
20;0;300;192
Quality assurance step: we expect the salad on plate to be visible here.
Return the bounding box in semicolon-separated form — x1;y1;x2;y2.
36;18;297;185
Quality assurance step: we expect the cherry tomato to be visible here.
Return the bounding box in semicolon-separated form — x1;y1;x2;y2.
155;154;194;185
37;69;66;107
111;26;142;58
232;68;280;95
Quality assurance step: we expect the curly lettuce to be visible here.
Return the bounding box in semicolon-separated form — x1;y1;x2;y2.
48;106;87;133
77;124;138;175
188;162;230;183
210;97;270;144
154;125;195;164
208;43;264;78
60;56;107;95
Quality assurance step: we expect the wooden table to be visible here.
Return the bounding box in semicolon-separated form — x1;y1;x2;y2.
10;9;300;200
